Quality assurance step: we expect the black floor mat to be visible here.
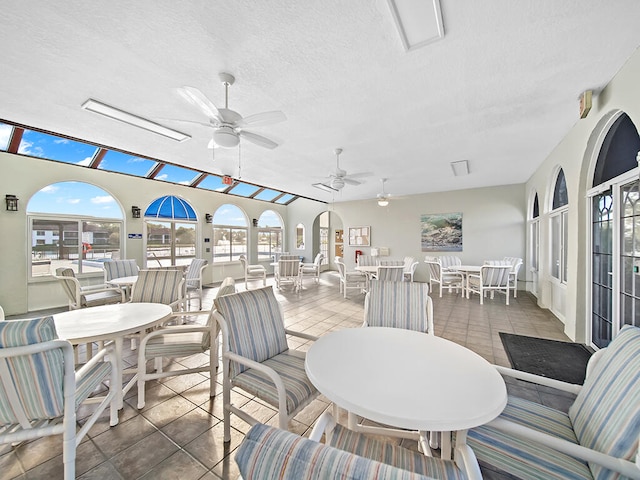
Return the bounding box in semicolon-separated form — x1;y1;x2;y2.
499;333;593;385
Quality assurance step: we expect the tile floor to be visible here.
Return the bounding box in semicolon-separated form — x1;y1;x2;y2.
2;272;575;479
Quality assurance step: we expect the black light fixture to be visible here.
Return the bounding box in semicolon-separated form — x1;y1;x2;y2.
252;218;258;227
5;194;18;211
205;213;213;223
131;206;141;218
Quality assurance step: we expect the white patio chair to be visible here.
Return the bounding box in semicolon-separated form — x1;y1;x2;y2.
403;256;418;282
466;263;512;304
439;255;462;270
356;254;378;267
424;256;463;297
376;260;405;282
468;325;640;480
136;277;235;409
503;256;523;297
235;412;482;480
129;269;185;312
299;253;324;287
184;258;208;309
335;256;367;298
275;257;301;291
238;254;266;289
213;286;319;441
0;317;119;480
0;305;4;321
102;259;139;283
54;267;124;310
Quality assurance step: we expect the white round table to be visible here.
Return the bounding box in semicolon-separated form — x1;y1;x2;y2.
305;327;507;455
54;303;173;409
448;265;482;298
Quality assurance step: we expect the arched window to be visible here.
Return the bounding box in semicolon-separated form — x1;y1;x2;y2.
27;181;123;278
296;223;305;250
257;210;283;261
550;169;569;283
212;204;248;262
529;192;540;273
144;195;198;267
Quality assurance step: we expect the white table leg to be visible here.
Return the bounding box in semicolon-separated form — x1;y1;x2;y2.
114;337;124;409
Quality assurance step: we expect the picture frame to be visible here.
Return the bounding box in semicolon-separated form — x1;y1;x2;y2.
348;226;370;246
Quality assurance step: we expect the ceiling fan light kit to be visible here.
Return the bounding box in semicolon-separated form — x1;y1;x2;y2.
377;178;390;206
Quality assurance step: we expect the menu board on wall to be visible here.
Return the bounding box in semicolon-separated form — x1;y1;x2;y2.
348;226;370;246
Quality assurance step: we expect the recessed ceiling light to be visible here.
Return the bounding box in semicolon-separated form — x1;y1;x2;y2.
81;99;190;142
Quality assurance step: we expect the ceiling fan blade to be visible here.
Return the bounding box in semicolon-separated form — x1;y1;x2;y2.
239;130;279;149
345;172;374;180
177;86;220;121
236;110;287;128
343;178;362;186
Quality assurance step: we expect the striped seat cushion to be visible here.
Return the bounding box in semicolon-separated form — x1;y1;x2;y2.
236;423;435;480
468;396;591;479
82;290;122;307
103;259;138;280
131;269;183;305
232;350;317;414
0;317;65;424
568;325;640;479
143;332;205;359
327;423;465;480
365;280;430;332
214;286;288;377
74;361;112;408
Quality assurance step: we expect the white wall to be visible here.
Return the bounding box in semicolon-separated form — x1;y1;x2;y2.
331;184;526;284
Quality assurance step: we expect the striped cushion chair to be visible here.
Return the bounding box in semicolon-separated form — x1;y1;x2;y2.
130;269;185;312
213;286;319;442
468;325;640;479
357;279;435;444
236;414;481;480
184;258;208;309
103;259;139;282
54;267;124;310
136;277;235;409
0;317;118;480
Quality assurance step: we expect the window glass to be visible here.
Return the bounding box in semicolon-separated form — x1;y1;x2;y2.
296;223;305;249
275;193;295;204
198;175;231;192
254;189;281;201
146;220;196;267
99;150;157;176
0;122;13;150
532;194;539;218
154;164;200;185
552;169;568;209
593;113;640;187
212;204;248;262
257;210;283;261
228;182;260;197
19;130;98;165
28;182;122;278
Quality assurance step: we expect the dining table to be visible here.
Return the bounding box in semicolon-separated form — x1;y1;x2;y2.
448;265;482;298
305;327;507;459
53;302;173;410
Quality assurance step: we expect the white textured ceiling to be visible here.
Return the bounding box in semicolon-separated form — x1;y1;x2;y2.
1;1;640;203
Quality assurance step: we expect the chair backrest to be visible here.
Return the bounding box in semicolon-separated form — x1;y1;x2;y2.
568;325;640;479
54;267;79;303
402;256;415;270
0;317;66;424
376;265;405;282
335;257;346;280
357;255;378;267
503;257;523;274
364;280;433;333
439;256;461;269
279;254;299;261
202;277;236;349
185;258;208;286
103;259;139;281
479;264;511;287
278;258;299;277
424;256;442;282
214;286;288;378
239;254;249;272
0;306;4;321
313;253;324;266
130;269;184;306
236;423;434;480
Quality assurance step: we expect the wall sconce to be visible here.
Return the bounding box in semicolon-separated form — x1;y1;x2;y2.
5;194;18;211
205;213;213;223
131;205;141;218
252;218;258;227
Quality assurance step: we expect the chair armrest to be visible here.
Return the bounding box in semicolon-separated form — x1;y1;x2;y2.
138;324;211;350
224;351;289;404
494;365;582;394
284;329;318;342
487;417;640;479
75;343;116;381
309;411;338;442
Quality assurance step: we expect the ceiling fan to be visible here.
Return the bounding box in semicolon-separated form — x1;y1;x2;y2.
176;72;286;150
377;178;391;206
313;148;372;192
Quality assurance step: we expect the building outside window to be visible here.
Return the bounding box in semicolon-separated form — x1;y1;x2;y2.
257;210;283;261
212;204;248;262
550;169;569;283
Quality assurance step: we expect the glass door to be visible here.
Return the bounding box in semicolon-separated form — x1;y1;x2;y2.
591;190;614;348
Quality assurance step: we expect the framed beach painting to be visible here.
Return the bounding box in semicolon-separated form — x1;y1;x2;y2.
421;213;462;252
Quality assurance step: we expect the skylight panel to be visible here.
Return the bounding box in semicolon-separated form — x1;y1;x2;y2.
228;182;260;197
0;122;12;151
19;130;98;165
197;175;230;192
275;193;295;204
153;163;200;185
253;188;281;201
99;150;158;176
